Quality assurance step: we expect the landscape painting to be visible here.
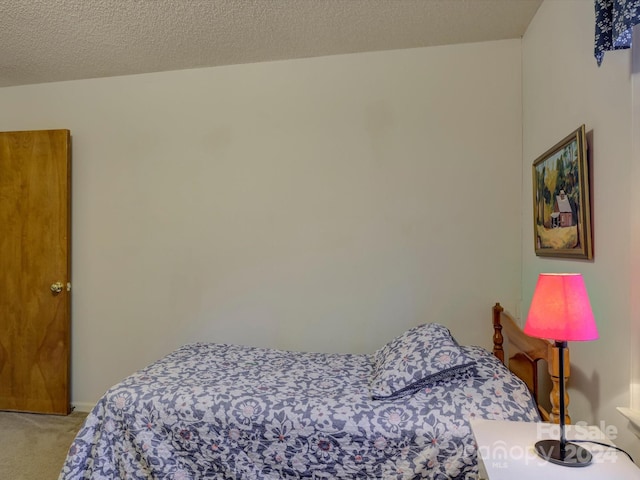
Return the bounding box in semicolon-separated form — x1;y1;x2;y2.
532;125;593;259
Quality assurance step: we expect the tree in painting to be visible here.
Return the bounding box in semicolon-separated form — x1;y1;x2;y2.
534;140;581;250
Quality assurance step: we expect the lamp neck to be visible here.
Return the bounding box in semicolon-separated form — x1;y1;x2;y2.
555;340;568;454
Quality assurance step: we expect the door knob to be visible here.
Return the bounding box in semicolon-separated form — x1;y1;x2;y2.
50;282;64;294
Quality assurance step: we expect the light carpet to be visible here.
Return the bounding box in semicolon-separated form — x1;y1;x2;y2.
0;410;87;480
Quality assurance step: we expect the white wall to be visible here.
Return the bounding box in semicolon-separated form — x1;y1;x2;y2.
523;0;639;459
0;40;523;408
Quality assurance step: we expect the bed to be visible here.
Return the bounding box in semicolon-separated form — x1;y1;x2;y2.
59;303;566;479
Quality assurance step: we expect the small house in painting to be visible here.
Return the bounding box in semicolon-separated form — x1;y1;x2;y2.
551;190;573;228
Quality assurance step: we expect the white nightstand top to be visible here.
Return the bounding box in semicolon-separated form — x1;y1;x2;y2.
471;419;640;479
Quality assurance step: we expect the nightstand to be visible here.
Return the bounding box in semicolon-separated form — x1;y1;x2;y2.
471;419;640;479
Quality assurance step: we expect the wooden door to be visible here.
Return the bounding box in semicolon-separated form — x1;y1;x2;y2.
0;129;71;414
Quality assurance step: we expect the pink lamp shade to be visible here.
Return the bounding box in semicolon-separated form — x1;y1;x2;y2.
524;273;598;342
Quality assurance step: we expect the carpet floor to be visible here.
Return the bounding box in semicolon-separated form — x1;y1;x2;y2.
0;410;87;480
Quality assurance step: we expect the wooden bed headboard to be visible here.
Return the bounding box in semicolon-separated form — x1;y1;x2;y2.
492;302;569;424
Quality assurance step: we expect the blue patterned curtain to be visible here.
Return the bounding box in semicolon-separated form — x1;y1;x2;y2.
595;0;640;65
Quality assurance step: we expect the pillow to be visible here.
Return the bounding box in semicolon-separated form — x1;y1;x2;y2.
370;323;475;400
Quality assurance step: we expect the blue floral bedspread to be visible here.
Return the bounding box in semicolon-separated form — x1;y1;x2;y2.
59;344;539;479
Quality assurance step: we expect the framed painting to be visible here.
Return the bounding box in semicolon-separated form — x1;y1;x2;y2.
532;125;593;259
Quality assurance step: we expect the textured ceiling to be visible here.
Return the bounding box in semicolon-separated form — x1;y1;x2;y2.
0;0;542;88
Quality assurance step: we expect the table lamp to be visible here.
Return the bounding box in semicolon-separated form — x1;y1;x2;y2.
524;273;598;467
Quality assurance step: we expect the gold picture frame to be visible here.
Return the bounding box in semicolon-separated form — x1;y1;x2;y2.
532;125;593;259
